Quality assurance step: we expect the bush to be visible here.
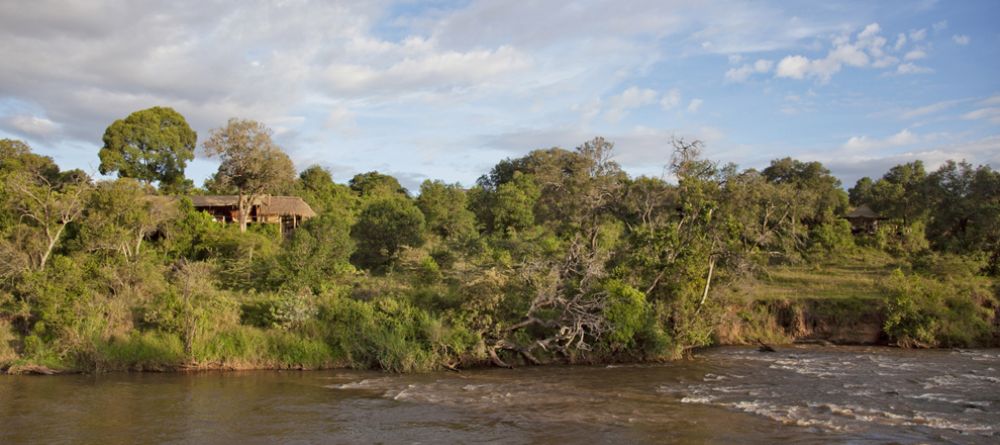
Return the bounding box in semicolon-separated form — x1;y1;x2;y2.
240;290;318;330
881;269;995;347
809;220;854;252
602;280;648;349
91;331;185;371
318;295;474;372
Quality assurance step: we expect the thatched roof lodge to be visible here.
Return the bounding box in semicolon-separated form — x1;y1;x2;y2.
844;204;884;234
191;195;316;233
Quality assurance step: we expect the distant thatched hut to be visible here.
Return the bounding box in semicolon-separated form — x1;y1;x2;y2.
190;195;316;234
844;204;884;235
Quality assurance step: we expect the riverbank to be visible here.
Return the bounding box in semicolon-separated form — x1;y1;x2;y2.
3;250;997;376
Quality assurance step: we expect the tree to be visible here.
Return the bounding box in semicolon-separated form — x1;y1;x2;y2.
3;170;89;271
79;179;176;260
849;177;874;206
349;171;408;197
416;180;476;240
351;197;425;269
98;107;197;189
296;165;360;221
203;118;296;232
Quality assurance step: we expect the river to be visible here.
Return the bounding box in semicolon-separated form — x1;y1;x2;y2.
1;346;997;444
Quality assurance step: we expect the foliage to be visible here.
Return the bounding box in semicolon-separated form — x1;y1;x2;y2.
351;196;426;269
882;269;995;348
1;128;999;373
203;118;296;232
98;107;197;191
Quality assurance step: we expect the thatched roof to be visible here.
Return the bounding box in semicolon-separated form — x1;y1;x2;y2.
845;204;880;219
190;195;316;218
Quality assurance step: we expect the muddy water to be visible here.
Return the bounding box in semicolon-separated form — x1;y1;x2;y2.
1;346;997;444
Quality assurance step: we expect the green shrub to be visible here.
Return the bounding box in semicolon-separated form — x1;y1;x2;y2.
91;331;185;371
602;280;648;349
240;290;317;330
809;220;855;252
881;269;995;347
318;295;471;372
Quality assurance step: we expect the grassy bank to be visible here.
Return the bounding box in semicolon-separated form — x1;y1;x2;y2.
717;250;999;348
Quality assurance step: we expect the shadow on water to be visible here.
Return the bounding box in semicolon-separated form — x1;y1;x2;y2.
1;346;997;444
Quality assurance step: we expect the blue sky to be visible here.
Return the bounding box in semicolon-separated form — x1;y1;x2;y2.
0;0;997;191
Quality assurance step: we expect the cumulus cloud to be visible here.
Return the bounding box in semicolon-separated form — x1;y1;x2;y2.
773;23;903;82
952;34;970;45
606;86;658;122
896;63;932;75
659;88;681;110
725;59;773;82
843;129;919;151
893;33;907;51
687;98;703;112
904;49;927;60
776;55;811;79
5;114;59;138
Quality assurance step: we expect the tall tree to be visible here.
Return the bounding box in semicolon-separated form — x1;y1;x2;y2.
351;196;425;269
98;107;197;189
3;170;89;271
349;171;408;197
203;119;296;232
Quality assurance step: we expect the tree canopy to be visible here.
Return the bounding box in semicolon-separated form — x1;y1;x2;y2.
98;106;197;190
202;118;296;232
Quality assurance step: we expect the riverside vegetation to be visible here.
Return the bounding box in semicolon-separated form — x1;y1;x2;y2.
0;107;997;374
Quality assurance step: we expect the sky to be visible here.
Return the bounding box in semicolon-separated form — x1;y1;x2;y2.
1;0;998;191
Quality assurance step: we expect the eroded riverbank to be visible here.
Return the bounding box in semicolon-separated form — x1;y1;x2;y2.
2;346;997;444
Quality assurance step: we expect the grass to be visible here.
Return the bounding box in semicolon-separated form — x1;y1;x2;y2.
739;249;903;301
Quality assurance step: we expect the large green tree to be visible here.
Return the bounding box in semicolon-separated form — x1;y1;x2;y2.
203;118;296;232
98;107;197;189
351;196;425;269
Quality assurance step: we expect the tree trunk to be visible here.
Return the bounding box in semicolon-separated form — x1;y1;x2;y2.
695;256;715;315
38;224;65;270
238;191;248;232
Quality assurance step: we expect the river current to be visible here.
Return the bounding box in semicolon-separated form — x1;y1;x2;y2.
1;346;997;444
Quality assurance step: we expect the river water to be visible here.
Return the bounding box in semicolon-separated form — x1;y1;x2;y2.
1;346;997;444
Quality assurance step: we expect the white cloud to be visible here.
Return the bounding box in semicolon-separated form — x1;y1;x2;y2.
962;107;1000;124
932;20;948;33
858;23;881;40
893;33;907;51
952;34;970;45
909;28;927;41
776;55;811;79
6;114;59;137
687;98;703;112
978;94;1000;106
904;49;927;60
606;86;658;122
821;135;1000;187
724;58;773;82
754;59;774;72
843;129;919;151
659;88;681;110
772;23;908;83
897;99;963;120
324;106;358;136
896;62;932;75
573;98;603;122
